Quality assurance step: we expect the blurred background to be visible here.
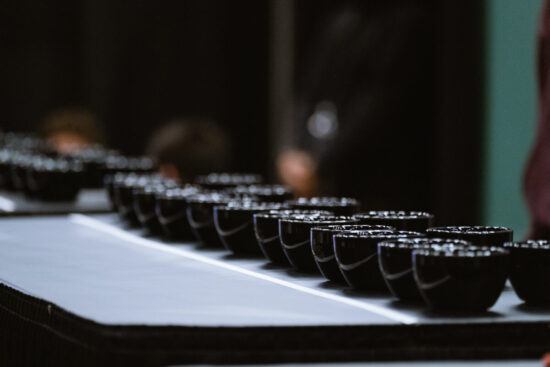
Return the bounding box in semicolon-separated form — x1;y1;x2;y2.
0;0;542;237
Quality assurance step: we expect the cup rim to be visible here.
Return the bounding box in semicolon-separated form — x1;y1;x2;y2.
353;210;434;220
503;240;550;250
254;209;334;219
195;172;263;185
215;202;288;212
286;196;360;207
413;245;510;257
426;226;513;235
334;230;424;240
279;215;360;224
378;237;471;249
311;224;394;233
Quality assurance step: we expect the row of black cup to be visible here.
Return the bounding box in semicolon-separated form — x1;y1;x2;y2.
105;171;550;312
0;140;155;200
104;172;286;240
377;237;550;310
282;218;550;310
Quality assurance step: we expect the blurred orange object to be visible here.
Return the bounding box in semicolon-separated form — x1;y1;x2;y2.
41;107;104;154
276;149;319;198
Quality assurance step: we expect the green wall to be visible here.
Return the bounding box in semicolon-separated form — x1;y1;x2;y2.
483;0;542;239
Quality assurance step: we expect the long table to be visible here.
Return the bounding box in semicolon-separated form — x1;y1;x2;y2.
1;213;549;366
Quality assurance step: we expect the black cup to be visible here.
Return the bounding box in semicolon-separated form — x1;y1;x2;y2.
71;147;120;188
195;173;263;190
311;224;395;282
334;230;424;291
412;246;510;312
286;197;361;216
133;179;178;234
187;193;255;247
503;240;550;305
25;158;84;201
0;149;14;189
279;215;360;272
107;172;130;212
9;153;34;196
230;184;294;203
134;184;165;233
353;211;435;232
378;238;471;302
214;202;288;254
114;174;153;225
253;209;333;265
155;185;202;240
103;173;117;210
426;226;513;247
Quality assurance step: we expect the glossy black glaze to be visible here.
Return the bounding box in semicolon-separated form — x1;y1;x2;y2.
353;211;435;232
186;193;253;247
114;174;153;225
504;240;550;305
103;155;156;176
279;215;360;272
311;224;395;282
286;197;361;216
334;231;424;291
230;184;294;203
103;173;119;210
69;147;121;188
0;150;14;189
253;210;333;265
412;246;510;312
194;173;263;190
426;226;513;247
133;179;179;234
10;153;34;195
155;185;202;240
107;172;129;212
214;202;288;254
25;158;84;201
133;185;165;233
378;238;471;302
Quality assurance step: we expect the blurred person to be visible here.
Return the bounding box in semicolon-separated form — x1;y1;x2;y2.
276;0;434;208
146;119;232;182
524;0;550;239
277;150;319;198
41;107;105;154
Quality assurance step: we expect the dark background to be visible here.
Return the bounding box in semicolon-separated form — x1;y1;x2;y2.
1;0;269;173
0;0;484;225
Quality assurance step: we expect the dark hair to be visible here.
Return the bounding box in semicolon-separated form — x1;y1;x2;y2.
146;119;232;181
